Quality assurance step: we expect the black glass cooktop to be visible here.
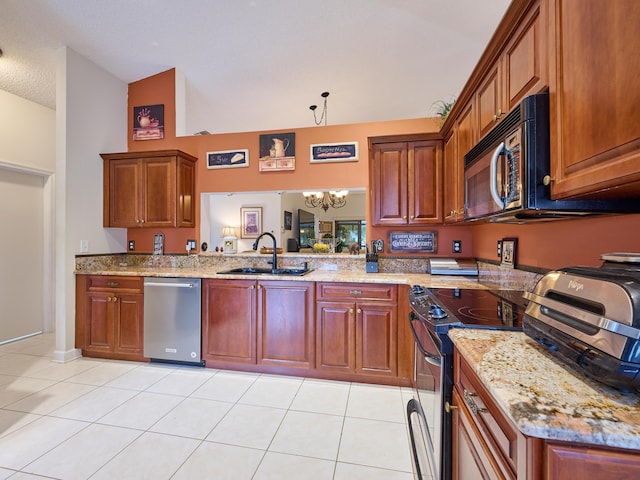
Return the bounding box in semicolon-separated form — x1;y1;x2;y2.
410;287;526;331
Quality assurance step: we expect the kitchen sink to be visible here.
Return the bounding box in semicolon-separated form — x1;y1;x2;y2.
217;267;313;276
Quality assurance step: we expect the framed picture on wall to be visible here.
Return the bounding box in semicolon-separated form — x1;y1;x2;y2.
259;132;295;171
133;104;164;140
284;211;292;230
240;207;262;238
206;149;249;169
310;141;359;163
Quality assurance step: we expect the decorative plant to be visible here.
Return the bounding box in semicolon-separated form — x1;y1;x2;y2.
432;97;456;126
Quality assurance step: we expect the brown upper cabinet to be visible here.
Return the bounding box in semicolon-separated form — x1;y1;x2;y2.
444;0;639;204
370;135;443;226
477;1;547;139
101;149;197;228
444;101;476;223
548;0;640;199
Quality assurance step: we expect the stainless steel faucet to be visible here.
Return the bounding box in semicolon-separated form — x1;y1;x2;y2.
252;232;278;273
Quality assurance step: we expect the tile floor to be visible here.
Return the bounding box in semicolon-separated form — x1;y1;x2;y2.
0;334;417;479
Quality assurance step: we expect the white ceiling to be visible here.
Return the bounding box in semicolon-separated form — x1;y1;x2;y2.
0;0;510;135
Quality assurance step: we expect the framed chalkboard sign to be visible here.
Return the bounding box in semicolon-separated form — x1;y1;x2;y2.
389;231;437;253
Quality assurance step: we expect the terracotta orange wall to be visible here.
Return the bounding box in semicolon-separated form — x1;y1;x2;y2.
471;214;640;269
125;69;640;269
125;69;440;253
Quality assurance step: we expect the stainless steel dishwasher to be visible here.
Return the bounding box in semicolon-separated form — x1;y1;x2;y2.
143;277;204;366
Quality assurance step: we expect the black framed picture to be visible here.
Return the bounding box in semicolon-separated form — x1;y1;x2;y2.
284;210;292;230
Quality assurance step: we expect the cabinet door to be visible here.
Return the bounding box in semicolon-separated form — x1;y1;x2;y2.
202;279;257;364
452;388;509;480
257;281;314;369
477;64;503;139
504;2;546;111
549;0;640;198
356;302;397;376
546;442;640;479
408;141;443;224
108;159;141;228
142;157;176;227
444;130;459;223
370;142;408;225
114;293;144;356
176;157;196;227
316;301;355;373
85;292;115;354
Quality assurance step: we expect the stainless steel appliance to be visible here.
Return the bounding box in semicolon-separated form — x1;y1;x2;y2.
426;258;478;276
463;92;636;223
407;287;526;480
143;277;204;366
523;253;640;392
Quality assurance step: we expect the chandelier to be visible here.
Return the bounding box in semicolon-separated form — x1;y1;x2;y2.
303;190;348;212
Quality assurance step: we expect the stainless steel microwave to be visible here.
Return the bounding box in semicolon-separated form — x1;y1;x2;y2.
463;92;635;223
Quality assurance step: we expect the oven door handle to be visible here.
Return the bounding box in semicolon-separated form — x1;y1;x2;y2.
409;312;443;366
490;141;506;209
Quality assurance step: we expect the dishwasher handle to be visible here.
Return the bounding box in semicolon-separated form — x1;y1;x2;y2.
144;281;197;288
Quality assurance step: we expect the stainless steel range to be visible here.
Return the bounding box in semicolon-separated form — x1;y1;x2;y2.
406;286;526;480
523;252;640;393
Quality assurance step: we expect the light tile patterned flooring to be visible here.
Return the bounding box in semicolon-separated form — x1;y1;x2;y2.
0;334;416;479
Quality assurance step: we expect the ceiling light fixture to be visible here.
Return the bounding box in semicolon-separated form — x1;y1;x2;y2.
303;190;348;212
309;91;330;126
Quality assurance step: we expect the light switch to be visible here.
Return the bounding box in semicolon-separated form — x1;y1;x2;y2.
80;240;89;253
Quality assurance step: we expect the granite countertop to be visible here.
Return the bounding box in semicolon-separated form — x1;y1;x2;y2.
449;328;640;450
75;265;485;289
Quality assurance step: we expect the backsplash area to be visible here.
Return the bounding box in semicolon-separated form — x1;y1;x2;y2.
75;254;542;291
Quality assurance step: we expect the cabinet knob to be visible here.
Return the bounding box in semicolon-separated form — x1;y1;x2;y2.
357;308;362;314
112;297;118;302
542;175;554;186
140;219;145;224
349;308;354;314
410;215;414;220
492;114;498;122
402;215;407;220
445;401;458;413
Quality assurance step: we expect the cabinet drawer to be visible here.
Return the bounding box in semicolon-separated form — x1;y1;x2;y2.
86;275;143;293
316;282;397;303
455;353;519;477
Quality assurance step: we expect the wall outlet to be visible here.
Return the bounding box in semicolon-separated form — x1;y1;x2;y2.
452;240;462;254
80;240;89;253
497;240;503;258
128;240;135;251
187;239;197;251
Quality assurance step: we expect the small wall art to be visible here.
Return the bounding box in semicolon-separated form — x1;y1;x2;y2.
389;231;437;253
207;149;249;169
501;237;517;268
240;207;262;238
259;132;295;171
133;104;164;140
310;141;359;163
283;210;292;230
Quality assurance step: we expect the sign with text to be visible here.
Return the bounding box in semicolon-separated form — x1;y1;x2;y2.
389;231;438;253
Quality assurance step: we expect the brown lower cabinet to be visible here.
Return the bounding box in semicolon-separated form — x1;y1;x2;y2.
452;348;640;479
75;275;145;361
316;282;398;380
202;278;315;371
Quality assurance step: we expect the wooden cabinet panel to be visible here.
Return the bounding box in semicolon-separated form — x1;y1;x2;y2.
370;137;443;226
409;141;443;224
504;3;545;111
102;149;197;228
549;0;640;198
546;442;640;479
142;157;176;227
316;301;354;372
370;142;407;225
77;275;144;361
258;281;314;369
316;283;398;379
477;65;503;139
357;302;397;376
452;388;509;480
444;101;475;223
202;279;256;364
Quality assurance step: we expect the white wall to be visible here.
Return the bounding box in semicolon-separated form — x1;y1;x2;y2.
55;47;127;361
0;89;55;341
